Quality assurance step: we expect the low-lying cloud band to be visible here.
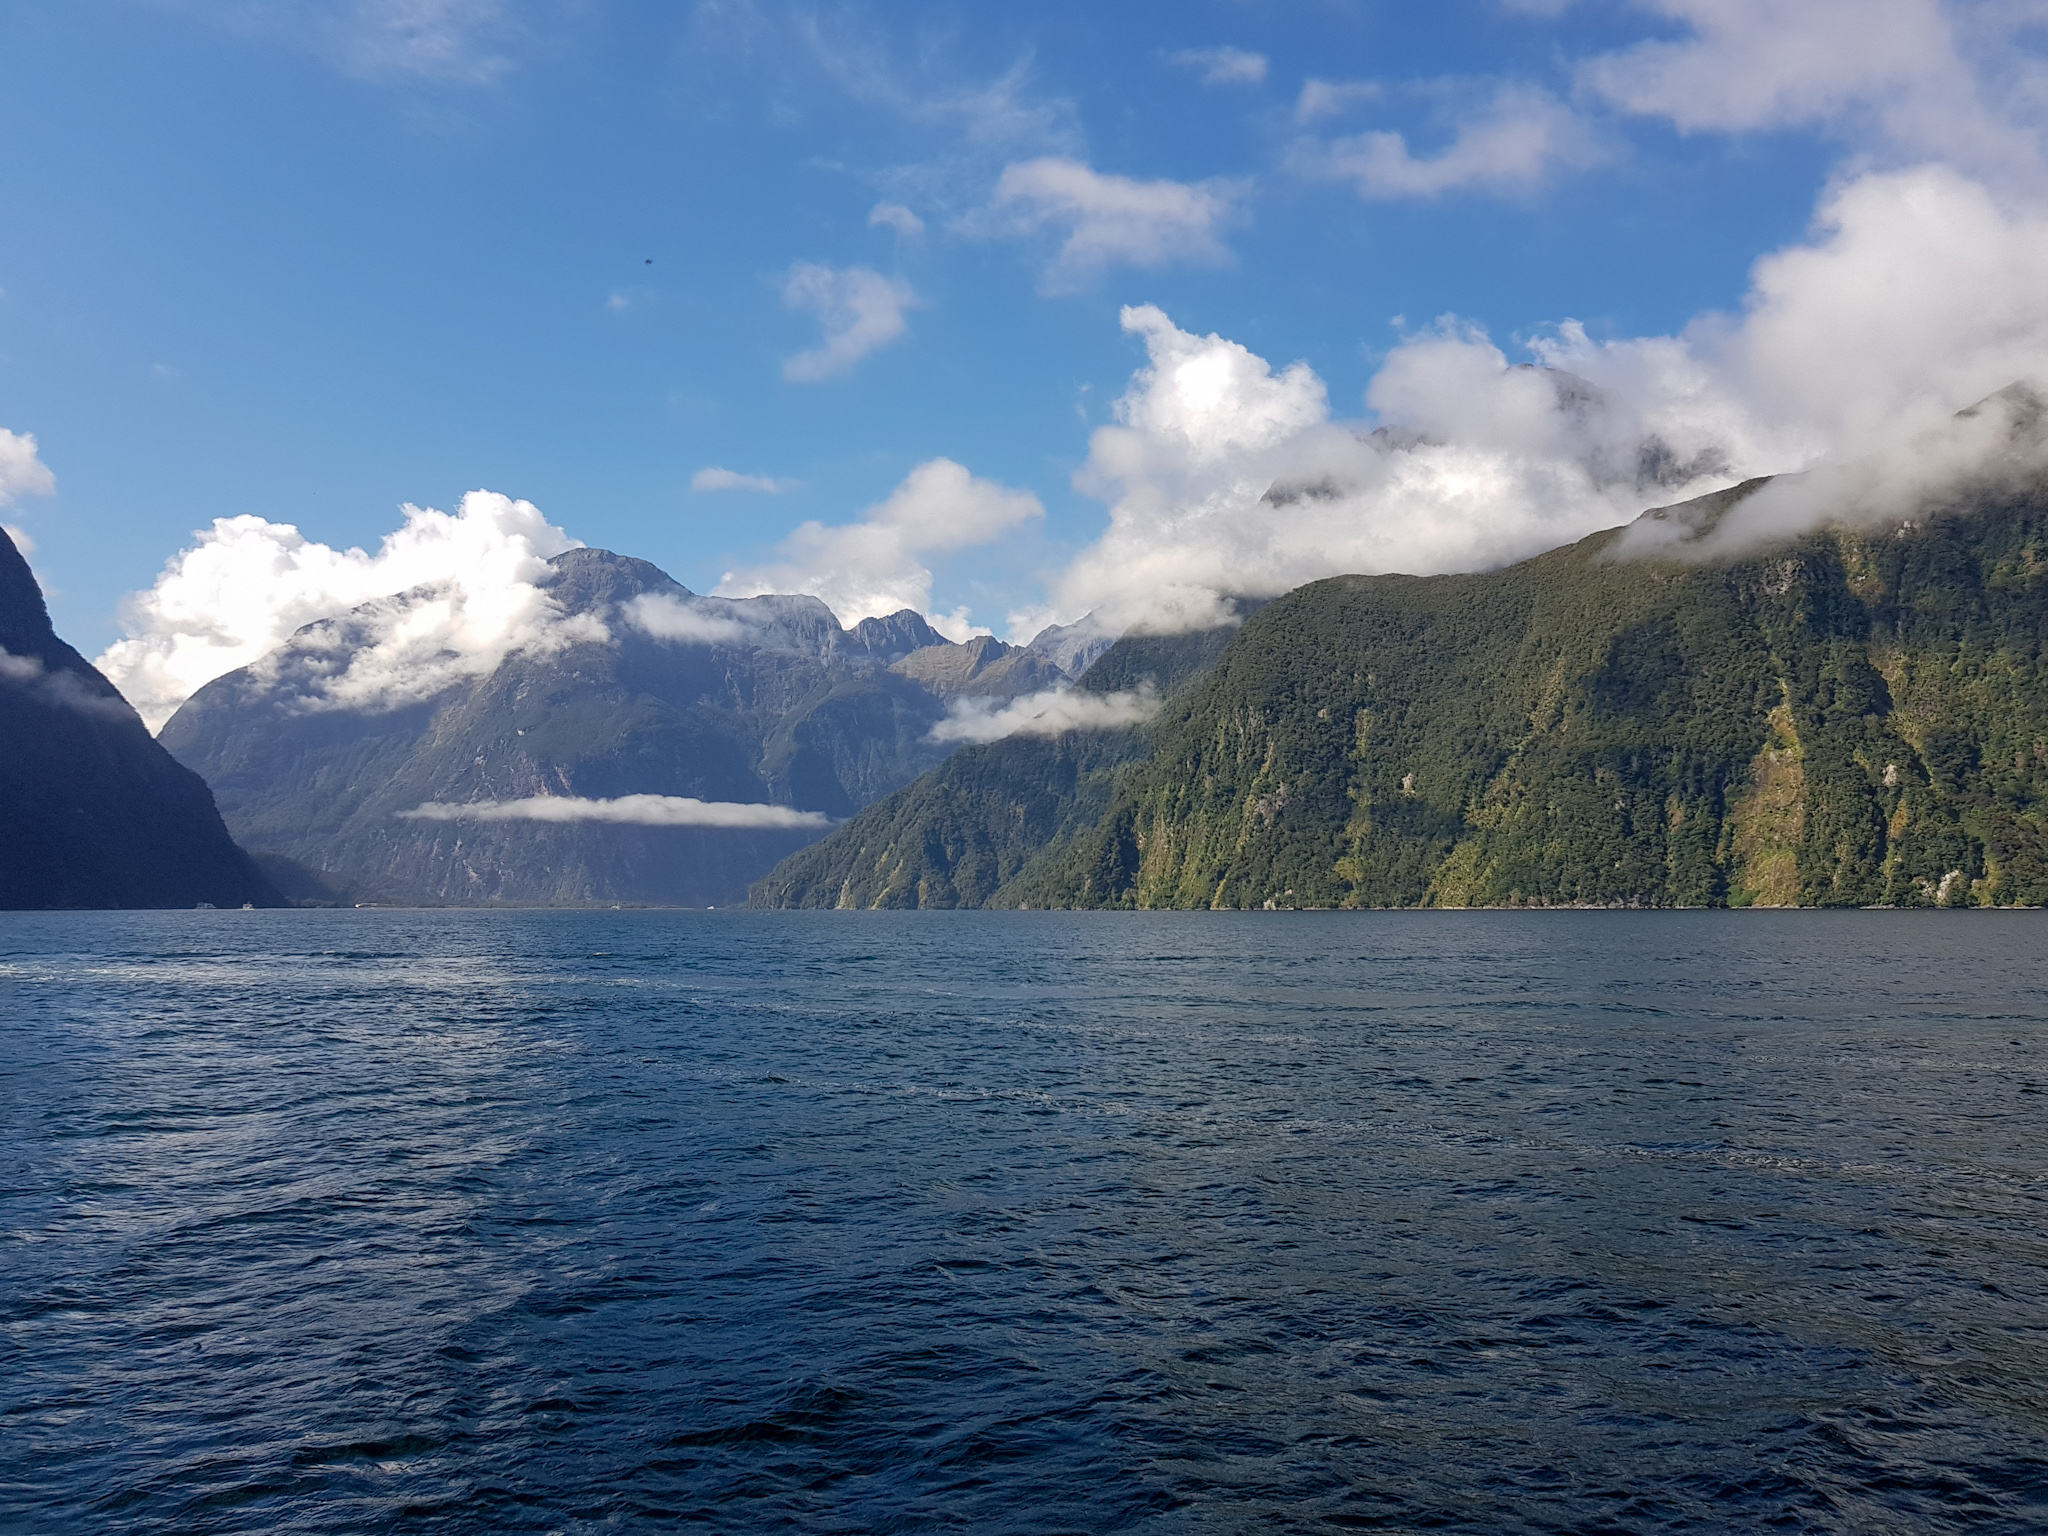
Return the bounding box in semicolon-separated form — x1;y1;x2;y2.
399;795;834;829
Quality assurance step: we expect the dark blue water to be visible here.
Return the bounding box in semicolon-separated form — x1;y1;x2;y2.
4;912;2048;1533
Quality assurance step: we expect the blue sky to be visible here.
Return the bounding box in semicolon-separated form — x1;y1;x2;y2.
3;1;2045;720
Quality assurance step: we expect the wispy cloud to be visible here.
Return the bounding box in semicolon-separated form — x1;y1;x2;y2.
1575;0;2043;181
401;794;832;828
1168;47;1269;86
0;428;56;504
1294;78;1383;124
622;592;753;645
983;157;1244;292
717;457;1040;636
691;466;795;494
0;648;138;721
1291;84;1598;198
796;21;1080;153
155;0;538;86
868;201;926;238
781;263;919;382
930;684;1159;743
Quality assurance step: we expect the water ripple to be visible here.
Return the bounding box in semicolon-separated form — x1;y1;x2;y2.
3;910;2048;1531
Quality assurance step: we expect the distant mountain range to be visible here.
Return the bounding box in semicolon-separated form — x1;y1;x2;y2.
0;527;280;910
27;401;2048;913
158;548;1109;906
760;476;2048;909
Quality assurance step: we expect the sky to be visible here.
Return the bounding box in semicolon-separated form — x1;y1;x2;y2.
5;1;2048;725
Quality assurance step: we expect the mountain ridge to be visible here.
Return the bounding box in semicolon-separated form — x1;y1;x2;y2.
754;470;2048;910
0;527;282;910
160;548;1104;906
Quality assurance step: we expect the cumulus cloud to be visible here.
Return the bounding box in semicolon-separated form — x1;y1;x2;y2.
98;490;592;730
716;457;1041;636
928;684;1160;744
781;263;918;382
0;429;56;505
1042;304;1721;633
1291;84;1599;198
984;157;1243;291
1168;47;1268;86
1577;0;2043;180
692;466;794;494
1041;154;2048;632
400;794;832;828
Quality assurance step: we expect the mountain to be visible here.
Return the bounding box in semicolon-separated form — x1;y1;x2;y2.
749;623;1250;909
158;548;1095;906
757;476;2048;910
0;527;280;909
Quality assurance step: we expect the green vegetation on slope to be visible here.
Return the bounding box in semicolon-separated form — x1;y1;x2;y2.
751;627;1244;909
1041;489;2048;908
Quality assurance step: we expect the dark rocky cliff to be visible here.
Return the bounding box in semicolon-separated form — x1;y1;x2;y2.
0;528;280;909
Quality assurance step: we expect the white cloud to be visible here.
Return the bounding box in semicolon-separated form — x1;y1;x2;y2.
98;490;593;730
869;202;926;238
796;25;1080;154
781;263;918;382
1043;304;1734;633
929;684;1160;744
1168;47;1269;86
0;647;137;720
160;0;528;85
691;466;794;494
1578;0;2044;180
2;524;34;557
1042;156;2048;632
1295;78;1383;124
1291;84;1598;198
716;457;1041;635
400;794;832;828
984;157;1243;291
0;429;56;504
622;591;753;645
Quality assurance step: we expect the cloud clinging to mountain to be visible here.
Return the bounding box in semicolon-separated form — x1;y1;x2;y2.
97;491;588;730
717;457;1040;639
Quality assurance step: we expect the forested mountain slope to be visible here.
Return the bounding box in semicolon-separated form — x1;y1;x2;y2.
1041;483;2048;908
750;626;1244;908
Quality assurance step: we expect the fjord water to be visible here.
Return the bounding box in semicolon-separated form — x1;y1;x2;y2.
4;913;2046;1534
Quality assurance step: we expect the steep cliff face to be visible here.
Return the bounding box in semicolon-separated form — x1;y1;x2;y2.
750;625;1248;909
159;549;1090;906
1042;484;2048;908
0;528;280;910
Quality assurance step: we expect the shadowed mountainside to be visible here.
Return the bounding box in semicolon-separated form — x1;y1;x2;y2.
0;528;280;909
